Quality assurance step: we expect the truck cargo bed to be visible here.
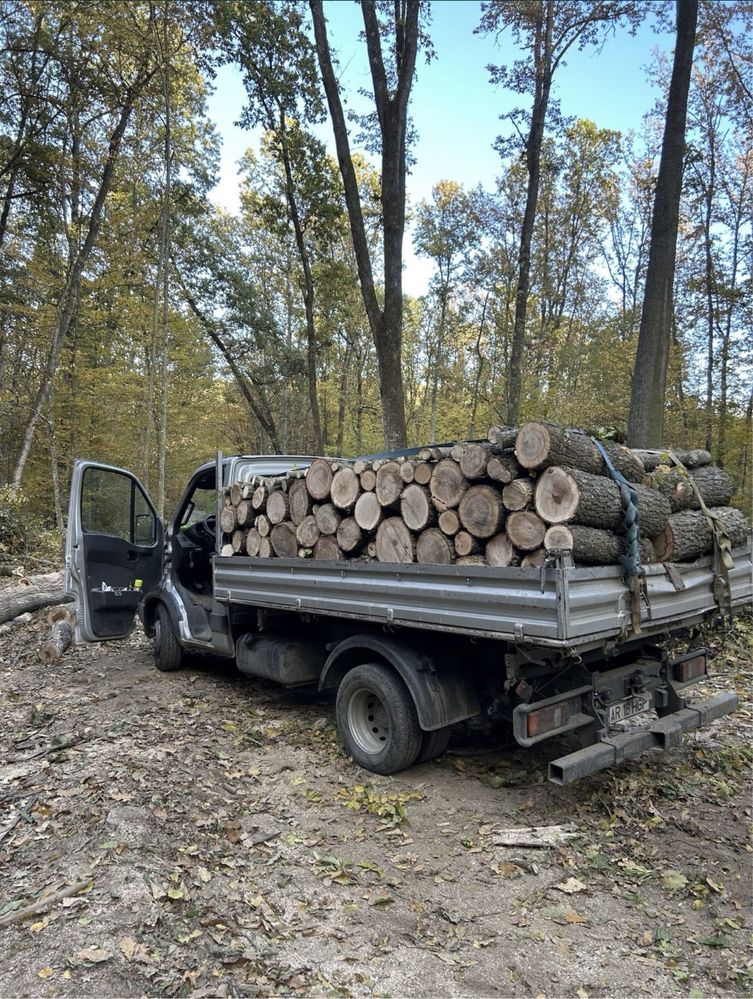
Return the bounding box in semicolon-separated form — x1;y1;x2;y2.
214;542;752;651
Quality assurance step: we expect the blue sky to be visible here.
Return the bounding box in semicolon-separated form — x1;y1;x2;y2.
206;1;674;295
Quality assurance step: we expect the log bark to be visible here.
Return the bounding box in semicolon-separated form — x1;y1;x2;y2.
438;509;460;536
354;492;383;531
567;525;657;566
219;506;237;534
315;503;341;536
306;458;333;501
400;484;436;531
296;515;320;548
487;425;518;448
430;459;467;510
246;528;262;556
454;531;480;557
544;524;573;550
40;618;72;663
414;462;433;485
534;466;671;536
486;452;521;485
270;522;298;558
633;447;712;471
331;467;360;510
337;517;364;554
289;479;312;525
416;528;454;564
506;511;546;551
313;535;341;560
458;484;505;539
502;478;534;511
486;532;515;567
647;464;734;512
375;461;404;507
266;490;290;525
651;506;750;562
375;517;415;563
516;422;645;482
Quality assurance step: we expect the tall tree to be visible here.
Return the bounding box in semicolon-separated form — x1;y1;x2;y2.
310;0;424;449
479;0;643;426
628;0;698;446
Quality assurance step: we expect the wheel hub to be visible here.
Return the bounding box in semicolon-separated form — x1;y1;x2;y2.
347;686;389;755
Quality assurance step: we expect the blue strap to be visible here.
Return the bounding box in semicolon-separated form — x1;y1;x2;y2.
591;439;644;579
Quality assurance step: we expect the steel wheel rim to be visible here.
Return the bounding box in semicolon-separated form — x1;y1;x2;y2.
347;686;389;755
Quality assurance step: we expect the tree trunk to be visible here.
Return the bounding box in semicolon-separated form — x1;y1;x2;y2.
0;580;72;626
651;506;749;562
632;447;711;470
516;421;645;481
647;463;734;512
40;616;73;663
628;0;698;446
156;6;172;519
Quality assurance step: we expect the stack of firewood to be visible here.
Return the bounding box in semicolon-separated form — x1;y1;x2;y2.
219;421;750;567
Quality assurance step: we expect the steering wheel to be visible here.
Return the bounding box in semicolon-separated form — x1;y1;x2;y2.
198;513;217;540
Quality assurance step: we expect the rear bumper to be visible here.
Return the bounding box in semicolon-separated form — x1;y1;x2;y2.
548;691;738;785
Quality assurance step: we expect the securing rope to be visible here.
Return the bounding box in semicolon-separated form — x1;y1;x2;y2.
591;438;645;635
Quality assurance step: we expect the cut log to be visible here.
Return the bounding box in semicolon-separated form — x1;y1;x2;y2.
486;533;515;567
375;517;416;563
486;452;521;485
315;503;341;536
230;483;243;506
414;462;433;486
360;469;377;492
40;618;72;663
313;535;342;560
567;525;657;566
458;484;505;539
221;544;234;556
331;467;360;510
337;517;365;554
288;479;312;526
416;528;454;564
353;459;368;475
266;490;290;525
521;549;546;568
633;447;712;471
400;484;436;531
270;522;298;558
430;459;467;510
450;443;466;462
354;492;383;532
506;511;546;551
459;443;489;480
534;466;671;536
367;541;377;558
252;485;268;510
219;506;237;534
296;515;320;548
487;425;518;448
259;537;273;558
47;606;73;626
399;461;415;484
236;500;253;528
231;529;247;553
223;490;232;508
516;422;645;482
246;527;262;557
256;514;271;537
375;461;404;507
647;464;735;513
306;458;333;501
454;531;481;557
502;478;534;511
456;555;487;566
438;509;460;536
651;506;750;563
544;524;574;550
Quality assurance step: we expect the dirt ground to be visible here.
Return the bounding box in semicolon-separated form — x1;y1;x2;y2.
1;606;751;999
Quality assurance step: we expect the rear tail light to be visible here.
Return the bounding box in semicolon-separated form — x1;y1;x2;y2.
673;653;707;683
527;701;571;739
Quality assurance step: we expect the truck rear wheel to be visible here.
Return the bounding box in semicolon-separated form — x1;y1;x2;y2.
336;663;421;775
153;604;183;672
415;725;452;765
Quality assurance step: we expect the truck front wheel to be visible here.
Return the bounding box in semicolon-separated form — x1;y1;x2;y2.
153;604;183;672
336;663;421;775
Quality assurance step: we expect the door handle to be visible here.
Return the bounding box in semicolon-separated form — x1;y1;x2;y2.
126;550;138;562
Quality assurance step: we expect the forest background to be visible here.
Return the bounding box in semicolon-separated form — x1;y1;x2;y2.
0;0;750;562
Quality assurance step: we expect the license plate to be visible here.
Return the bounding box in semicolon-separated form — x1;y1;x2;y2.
606;694;652;725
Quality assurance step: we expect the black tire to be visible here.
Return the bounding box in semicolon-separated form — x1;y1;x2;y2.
153;604;183;672
415;725;452;765
336;663;421;775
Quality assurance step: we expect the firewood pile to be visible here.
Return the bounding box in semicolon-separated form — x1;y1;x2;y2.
219;422;750;568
